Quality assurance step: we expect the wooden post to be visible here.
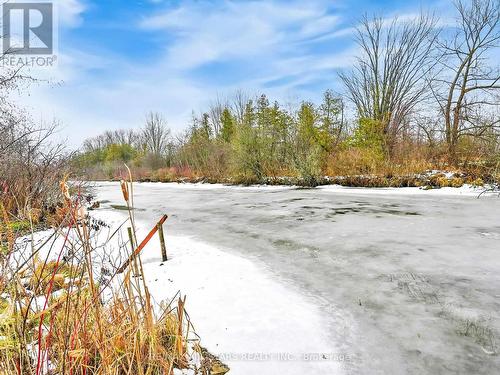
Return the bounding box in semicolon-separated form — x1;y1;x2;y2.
157;222;167;262
127;227;135;250
127;227;140;276
117;214;168;274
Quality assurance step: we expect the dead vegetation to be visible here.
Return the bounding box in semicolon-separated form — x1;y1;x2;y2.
0;176;226;374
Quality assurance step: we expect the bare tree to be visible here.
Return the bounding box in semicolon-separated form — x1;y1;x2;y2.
339;13;440;151
82;128;140;153
436;0;500;160
0;24;69;220
1;43;37;154
141;112;170;156
208;95;227;137
231;89;250;123
108;129;138;146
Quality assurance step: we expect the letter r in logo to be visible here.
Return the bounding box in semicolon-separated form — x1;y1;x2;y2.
2;3;53;55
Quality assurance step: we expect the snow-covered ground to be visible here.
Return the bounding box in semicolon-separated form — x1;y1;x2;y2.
87;181;500;374
83;208;344;375
139;235;344;375
15;210;345;374
93;179;493;196
318;183;489;196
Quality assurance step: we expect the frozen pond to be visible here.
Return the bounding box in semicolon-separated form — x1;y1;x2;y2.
95;182;500;374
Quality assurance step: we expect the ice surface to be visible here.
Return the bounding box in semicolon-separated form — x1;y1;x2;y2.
93;181;500;374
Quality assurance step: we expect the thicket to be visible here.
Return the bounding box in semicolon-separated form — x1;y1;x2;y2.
0;53;69;225
73;91;498;186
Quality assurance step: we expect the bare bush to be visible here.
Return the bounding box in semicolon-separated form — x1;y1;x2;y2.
0;116;67;220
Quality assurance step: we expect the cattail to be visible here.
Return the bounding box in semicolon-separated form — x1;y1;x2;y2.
120;180;129;202
77;204;87;221
60;181;71;201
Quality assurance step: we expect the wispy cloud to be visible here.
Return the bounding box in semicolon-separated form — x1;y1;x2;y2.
58;0;86;28
138;1;346;70
21;0;356;147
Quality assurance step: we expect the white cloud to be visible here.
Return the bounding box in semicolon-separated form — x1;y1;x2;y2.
15;55;208;147
58;0;86;28
298;15;341;38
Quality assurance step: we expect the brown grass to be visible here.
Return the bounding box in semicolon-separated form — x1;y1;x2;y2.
0;178;208;374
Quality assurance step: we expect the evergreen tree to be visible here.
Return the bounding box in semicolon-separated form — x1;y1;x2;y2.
220;108;235;142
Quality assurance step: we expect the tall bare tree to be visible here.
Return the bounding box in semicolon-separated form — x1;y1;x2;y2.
231;89;250;124
340;14;440;152
142;112;170;156
208;95;228;137
436;0;500;160
1;36;37;154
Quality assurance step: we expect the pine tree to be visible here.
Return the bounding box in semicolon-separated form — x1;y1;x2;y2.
220;108;235;142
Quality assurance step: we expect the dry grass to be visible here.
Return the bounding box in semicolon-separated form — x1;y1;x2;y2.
0;177;211;374
326;145;436;177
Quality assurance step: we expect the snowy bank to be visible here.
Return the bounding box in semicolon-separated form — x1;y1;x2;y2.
317;183;489;196
89;180;495;198
91;180;295;192
127;231;344;375
77;207;345;375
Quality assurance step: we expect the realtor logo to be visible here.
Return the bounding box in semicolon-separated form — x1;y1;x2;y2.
2;2;53;55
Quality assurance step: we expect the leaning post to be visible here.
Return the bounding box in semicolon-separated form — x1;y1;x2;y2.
157;221;167;262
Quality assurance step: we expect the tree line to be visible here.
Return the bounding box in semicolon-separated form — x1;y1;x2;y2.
74;0;500;185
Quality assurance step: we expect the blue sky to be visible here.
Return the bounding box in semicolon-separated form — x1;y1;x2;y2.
19;0;457;147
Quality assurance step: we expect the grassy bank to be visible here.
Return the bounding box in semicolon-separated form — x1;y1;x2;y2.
85;167;492;189
0;179;227;374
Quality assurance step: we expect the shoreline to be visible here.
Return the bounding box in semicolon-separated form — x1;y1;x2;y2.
76;168;495;190
85;179;496;197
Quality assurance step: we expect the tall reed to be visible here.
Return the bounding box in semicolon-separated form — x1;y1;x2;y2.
0;178;202;374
